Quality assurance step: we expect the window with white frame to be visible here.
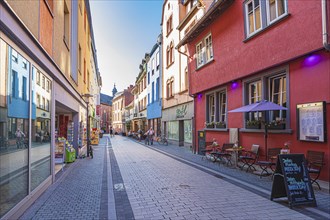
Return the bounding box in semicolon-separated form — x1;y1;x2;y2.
267;0;286;23
195;34;214;68
244;0;287;37
244;72;287;129
246;80;262;122
269;74;287;121
219;91;226;122
205;35;213;61
196;42;203;67
208;94;215;123
12;49;18;63
206;90;227;126
245;0;262;36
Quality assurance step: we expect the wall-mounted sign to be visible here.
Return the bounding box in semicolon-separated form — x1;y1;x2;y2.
296;101;326;142
176;105;187;118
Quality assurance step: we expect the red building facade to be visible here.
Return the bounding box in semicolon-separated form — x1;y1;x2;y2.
179;0;330;181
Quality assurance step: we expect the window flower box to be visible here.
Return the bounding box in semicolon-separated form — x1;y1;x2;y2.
266;119;286;130
245;120;261;129
215;121;226;129
205;122;215;129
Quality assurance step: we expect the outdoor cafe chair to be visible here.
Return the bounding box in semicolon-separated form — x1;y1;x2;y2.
201;142;215;161
211;143;234;166
239;144;260;172
306;150;325;190
256;147;281;178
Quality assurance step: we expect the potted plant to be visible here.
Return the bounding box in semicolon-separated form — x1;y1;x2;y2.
267;119;286;130
245;119;261;129
280;141;291;154
205;121;215;128
215;121;226;129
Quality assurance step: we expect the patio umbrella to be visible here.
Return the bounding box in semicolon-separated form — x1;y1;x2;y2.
229;100;288;158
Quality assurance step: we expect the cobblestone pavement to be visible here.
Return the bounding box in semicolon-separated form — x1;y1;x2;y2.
111;136;317;220
19;136;114;220
136;138;330;219
19;134;329;220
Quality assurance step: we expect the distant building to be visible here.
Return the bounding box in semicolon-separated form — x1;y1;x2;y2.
100;92;114;133
146;37;162;137
112;85;134;134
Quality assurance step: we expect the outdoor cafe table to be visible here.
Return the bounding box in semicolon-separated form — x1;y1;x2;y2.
225;147;244;168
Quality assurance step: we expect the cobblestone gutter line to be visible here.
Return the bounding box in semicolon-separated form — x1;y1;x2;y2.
99;144;108;219
109;146;134;220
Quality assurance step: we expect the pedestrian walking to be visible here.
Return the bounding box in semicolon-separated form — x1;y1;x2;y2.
138;128;142;141
110;126;113;137
148;127;154;145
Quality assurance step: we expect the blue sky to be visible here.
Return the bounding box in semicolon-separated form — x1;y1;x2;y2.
90;0;164;96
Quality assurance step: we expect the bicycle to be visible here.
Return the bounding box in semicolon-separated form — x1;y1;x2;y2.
156;135;168;146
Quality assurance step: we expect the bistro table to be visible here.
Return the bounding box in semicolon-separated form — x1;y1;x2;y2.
225;147;244;168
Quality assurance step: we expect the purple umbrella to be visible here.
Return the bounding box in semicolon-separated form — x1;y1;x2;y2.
229;100;288;159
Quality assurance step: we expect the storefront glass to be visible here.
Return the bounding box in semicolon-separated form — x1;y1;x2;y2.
184;120;192;143
167;121;179;140
0;40;29;217
0;39;52;218
31;66;51;191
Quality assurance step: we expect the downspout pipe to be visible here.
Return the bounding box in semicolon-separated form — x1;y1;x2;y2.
322;0;330;51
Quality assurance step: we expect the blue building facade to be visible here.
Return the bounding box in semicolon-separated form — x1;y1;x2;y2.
147;37;162;136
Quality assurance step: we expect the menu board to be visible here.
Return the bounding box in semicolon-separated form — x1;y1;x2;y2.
271;154;316;208
297;102;326;142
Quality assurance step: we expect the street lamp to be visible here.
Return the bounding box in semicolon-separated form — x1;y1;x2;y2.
82;93;93;157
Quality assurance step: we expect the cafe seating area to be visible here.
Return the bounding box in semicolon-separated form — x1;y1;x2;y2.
201;141;327;190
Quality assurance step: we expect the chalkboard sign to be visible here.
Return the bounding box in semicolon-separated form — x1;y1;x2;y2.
271;154;316;208
198;130;205;155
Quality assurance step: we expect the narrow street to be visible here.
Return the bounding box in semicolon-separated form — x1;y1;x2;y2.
19;135;329;220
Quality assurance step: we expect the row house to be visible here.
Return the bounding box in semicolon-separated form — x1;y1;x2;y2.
146;38;162;137
160;0;198;149
177;0;330;182
100;89;116;133
0;0;101;218
131;58;148;133
112;85;134;134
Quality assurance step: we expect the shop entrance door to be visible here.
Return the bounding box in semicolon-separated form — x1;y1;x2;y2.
179;120;184;146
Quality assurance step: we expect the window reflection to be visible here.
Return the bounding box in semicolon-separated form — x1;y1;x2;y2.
31;66;51;191
0;39;51;218
0;40;29;218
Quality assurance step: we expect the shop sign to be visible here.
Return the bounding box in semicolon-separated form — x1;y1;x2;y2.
176;105;187;119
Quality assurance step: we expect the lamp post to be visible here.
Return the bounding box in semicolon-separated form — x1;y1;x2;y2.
82;94;93;157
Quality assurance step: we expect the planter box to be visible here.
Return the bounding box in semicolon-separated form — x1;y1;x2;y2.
206;125;214;129
268;124;286;130
245;124;261;129
215;124;226;129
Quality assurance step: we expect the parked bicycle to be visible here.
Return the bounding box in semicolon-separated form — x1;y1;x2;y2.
156;135;168;146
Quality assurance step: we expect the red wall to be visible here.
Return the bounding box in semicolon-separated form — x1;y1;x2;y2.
188;1;324;95
194;52;330;181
